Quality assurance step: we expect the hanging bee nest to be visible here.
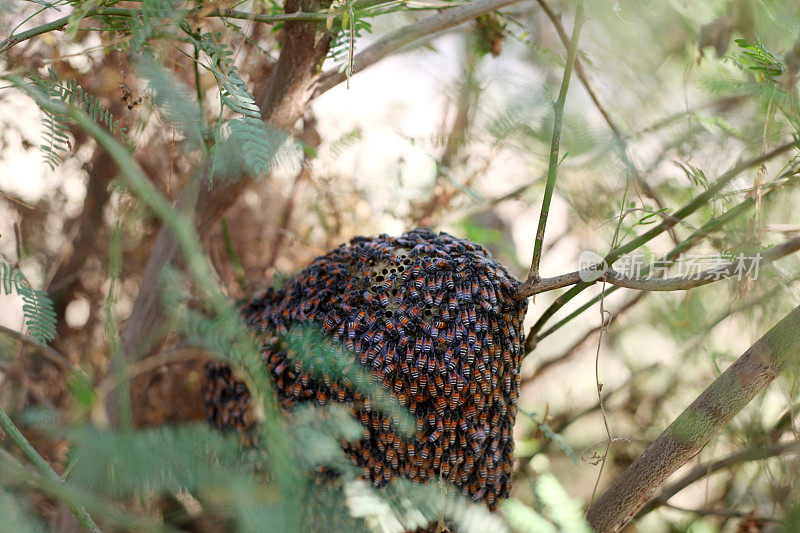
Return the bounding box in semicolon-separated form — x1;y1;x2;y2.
203;229;528;510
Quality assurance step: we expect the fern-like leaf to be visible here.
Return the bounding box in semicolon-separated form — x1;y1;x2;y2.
0;262;57;345
39;67;128;169
184;30;284;177
135;55;205;151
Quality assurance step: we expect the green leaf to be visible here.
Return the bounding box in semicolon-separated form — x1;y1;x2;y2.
0;263;57;345
135;56;206;151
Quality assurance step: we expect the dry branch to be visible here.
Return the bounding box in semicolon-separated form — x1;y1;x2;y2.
585;304;800;532
517;235;800;298
314;0;527;95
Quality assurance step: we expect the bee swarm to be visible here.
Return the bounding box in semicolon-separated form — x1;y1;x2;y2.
203;229;528;510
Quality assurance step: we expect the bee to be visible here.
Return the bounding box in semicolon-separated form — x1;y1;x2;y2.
434;397;446;416
426;357;436;374
422;337;432;354
423;291;434;307
397;314;410;328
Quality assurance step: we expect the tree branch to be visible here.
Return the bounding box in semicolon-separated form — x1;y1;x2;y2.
314;0;528;95
522;139;799;336
636;439;800;519
116;0;333;388
585;304;800;532
0;406;100;532
0;7;329;55
525;1;584;283
516;236;800;298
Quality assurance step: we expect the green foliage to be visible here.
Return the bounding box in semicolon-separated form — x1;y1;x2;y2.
135;55;206;152
39;66;128;169
183;28;285;177
733;37;785;83
66;424;251;497
127;0;188;50
65;0;100;39
503;475;591;533
0;489;43;533
0;262;56;345
674;161;709;190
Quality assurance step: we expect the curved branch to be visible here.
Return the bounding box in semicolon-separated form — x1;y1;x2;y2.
523;139;799;336
314;0;528;95
0;324;79;373
585;304;800;532
517;236;800;298
636;439;800;519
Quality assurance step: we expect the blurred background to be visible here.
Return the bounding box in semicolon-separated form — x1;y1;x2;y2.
2;0;800;531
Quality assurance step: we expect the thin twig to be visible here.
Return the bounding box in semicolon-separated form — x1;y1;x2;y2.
314;0;528;95
588;280;613;507
586;304;800;531
636;439;800;518
525;1;584;284
521;139;799;336
0;324;79;372
0;407;101;532
533;0;679;245
94;348;209;401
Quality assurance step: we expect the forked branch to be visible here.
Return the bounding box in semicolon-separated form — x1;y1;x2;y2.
515;235;800;298
525;0;584;283
314;0;529;95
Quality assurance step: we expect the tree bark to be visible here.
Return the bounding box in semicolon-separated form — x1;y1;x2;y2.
586;304;800;532
112;0;332;423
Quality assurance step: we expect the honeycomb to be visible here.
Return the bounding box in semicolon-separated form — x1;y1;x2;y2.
203;229;528;510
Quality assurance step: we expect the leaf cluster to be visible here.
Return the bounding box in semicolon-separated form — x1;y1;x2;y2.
40;66;127;169
0;262;56;345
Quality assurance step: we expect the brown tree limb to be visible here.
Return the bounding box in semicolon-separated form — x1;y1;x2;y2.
585;304;800;532
314;0;527;96
114;0;333;423
0;325;79;373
